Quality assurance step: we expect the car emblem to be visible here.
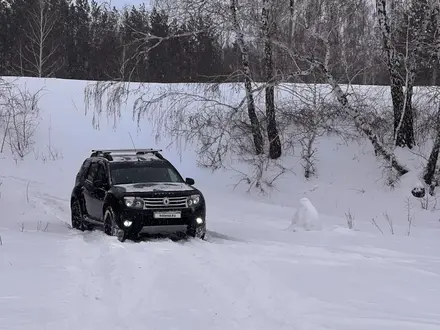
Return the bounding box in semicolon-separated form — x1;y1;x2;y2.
163;197;170;206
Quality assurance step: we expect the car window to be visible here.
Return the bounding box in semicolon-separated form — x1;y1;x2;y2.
75;159;90;184
95;163;107;184
167;168;180;182
80;160;91;178
110;164;184;185
86;162;99;182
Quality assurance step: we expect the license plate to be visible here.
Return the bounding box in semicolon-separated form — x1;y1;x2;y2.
153;211;181;219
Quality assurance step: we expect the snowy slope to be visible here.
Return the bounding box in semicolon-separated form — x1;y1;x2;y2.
1;77;440;330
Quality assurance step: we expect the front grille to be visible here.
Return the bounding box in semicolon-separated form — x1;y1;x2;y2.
143;196;188;209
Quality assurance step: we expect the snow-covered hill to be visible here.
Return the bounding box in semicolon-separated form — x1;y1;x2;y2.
1;77;440;330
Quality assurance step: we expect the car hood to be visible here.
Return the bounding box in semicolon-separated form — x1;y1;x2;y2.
113;182;195;193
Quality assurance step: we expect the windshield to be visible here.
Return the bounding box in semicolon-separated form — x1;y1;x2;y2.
110;163;184;185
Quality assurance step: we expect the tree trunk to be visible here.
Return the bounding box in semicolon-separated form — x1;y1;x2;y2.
422;3;440;190
423;121;440;188
376;0;415;149
390;82;405;144
422;106;440;196
262;1;281;159
432;67;438;86
310;56;408;176
230;0;264;155
288;0;295;47
401;83;414;148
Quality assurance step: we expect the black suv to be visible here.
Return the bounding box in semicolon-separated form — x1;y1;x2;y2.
70;149;206;242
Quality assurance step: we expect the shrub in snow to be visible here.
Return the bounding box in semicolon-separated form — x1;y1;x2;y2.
345;210;355;230
411;180;426;198
0;83;43;158
289;197;321;231
411;186;425;198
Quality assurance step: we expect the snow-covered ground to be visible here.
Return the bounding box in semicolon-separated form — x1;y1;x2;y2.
1;77;440;330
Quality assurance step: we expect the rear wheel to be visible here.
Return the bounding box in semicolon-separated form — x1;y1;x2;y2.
103;207;127;242
71;198;89;231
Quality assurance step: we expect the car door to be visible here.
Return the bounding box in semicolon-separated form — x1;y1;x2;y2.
92;162;109;222
83;161;99;219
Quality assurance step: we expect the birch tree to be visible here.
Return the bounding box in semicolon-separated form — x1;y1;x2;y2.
85;0;416;185
262;0;281;159
287;0;295;47
230;0;264;155
307;42;409;176
375;0;430;149
376;0;406;144
375;0;407;149
89;0;267;156
268;0;409;177
422;1;440;192
20;0;60;77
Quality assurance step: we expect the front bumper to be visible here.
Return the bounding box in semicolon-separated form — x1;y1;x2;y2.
119;206;206;236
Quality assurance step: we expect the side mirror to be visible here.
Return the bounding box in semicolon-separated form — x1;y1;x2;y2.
185;177;195;185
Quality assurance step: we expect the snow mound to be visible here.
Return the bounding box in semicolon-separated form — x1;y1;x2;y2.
289;197;321;231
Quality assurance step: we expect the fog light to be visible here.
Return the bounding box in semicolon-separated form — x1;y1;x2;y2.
196;217;203;224
123;220;133;227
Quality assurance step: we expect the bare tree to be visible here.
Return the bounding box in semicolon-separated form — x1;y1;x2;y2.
277;80;352;179
87;0;266;157
85;0;413;188
0;79;13;153
375;0;430;149
287;0;295;47
312;55;408;176
269;18;409;177
0;82;44;159
422;1;440;193
84;17;211;128
230;0;264;155
19;0;60;77
375;0;408;148
261;0;281;159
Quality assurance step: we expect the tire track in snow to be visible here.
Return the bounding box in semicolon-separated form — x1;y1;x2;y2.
57;231;330;330
59;231;177;330
121;239;317;330
169;240;326;330
20;184;362;329
58;232;121;329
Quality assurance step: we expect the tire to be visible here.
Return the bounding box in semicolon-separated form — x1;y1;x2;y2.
187;225;206;240
103;207;127;242
71;198;88;231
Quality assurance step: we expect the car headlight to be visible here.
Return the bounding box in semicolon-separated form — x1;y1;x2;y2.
187;194;201;207
124;197;144;209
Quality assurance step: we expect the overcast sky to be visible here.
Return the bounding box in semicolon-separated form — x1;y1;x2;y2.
98;0;150;8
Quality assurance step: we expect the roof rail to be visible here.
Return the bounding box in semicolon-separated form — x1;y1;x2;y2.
91;148;162;154
90;148;164;160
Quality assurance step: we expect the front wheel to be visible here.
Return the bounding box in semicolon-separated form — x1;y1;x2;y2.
187;225;206;240
103;207;127;242
71;198;89;231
